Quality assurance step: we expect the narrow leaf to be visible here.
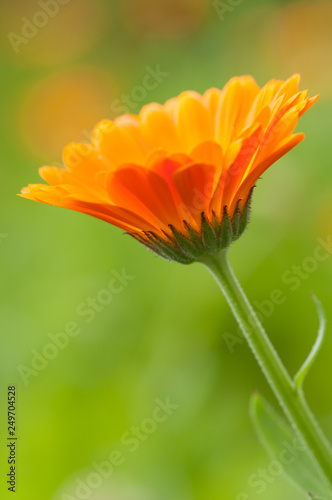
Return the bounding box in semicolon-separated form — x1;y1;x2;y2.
250;392;331;499
295;293;326;389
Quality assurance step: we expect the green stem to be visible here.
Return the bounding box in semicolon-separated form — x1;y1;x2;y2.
203;250;332;488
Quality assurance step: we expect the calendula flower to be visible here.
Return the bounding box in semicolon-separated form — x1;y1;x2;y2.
19;76;332;491
20;74;318;264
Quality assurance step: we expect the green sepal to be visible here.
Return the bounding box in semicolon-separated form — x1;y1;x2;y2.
183;220;205;252
143;232;178;262
129;190;255;264
219;206;233;249
145;231;193;264
212;211;222;240
129;232;157;253
238;187;254;238
201;213;218;253
231;200;241;240
169;225;203;260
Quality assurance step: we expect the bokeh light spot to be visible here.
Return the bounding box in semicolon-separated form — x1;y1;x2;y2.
262;1;332;97
20;67;117;161
122;0;210;40
1;0;108;66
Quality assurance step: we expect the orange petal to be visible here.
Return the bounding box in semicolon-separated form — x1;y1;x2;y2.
61;143;111;201
214;76;259;148
211;125;262;216
146;151;190;187
92;119;146;166
21;183;157;233
63;199;158;233
140;103;181;152
39;166;68;185
190;141;223;169
172;162;216;224
273;74;301;106
107;165;182;230
203;87;222;118
176;92;213;151
299;94;320;117
232;133;305;210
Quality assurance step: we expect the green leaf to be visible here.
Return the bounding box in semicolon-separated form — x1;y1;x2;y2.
250;392;331;499
295;293;326;389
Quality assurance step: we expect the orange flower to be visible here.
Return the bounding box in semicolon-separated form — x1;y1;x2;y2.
20;75;318;264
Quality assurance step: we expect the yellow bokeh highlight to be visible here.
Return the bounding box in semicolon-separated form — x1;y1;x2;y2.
122;0;210;39
20;67;117;161
262;0;332;96
1;0;108;66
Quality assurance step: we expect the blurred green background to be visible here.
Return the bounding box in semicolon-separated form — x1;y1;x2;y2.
1;0;332;498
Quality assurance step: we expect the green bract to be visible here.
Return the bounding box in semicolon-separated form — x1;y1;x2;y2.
132;188;254;264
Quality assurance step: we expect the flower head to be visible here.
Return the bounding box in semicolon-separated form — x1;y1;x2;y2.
20;75;318;264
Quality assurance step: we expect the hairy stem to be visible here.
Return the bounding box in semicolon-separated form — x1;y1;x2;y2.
203;250;332;489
